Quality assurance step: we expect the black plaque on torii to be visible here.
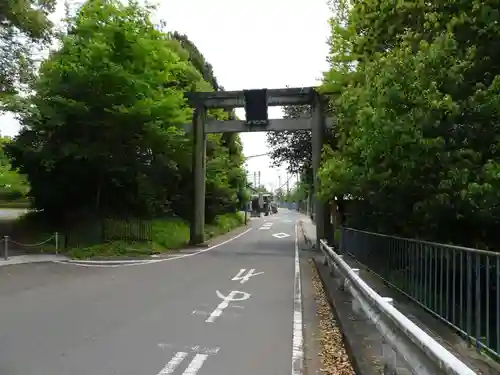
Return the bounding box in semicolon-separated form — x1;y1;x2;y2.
243;89;269;127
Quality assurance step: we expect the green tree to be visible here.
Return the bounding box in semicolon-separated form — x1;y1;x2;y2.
5;0;247;225
266;105;312;175
319;0;500;248
0;0;56;101
0;136;29;199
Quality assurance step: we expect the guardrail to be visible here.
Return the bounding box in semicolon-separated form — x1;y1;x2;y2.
340;227;500;360
320;239;477;375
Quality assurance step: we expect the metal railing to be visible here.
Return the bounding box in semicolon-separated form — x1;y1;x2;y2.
0;233;59;260
320;239;477;375
340;227;500;361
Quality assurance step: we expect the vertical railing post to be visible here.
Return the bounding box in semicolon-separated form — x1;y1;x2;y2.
190;105;207;245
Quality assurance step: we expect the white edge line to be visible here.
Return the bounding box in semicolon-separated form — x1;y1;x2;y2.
291;221;304;375
52;227;253;268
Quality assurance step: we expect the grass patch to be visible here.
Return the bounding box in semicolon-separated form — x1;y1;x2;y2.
67;212;246;260
67;240;155;259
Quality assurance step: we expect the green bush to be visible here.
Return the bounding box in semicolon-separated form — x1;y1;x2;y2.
67;212;246;259
153;217;191;250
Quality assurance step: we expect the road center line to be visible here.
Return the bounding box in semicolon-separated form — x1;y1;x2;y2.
291;221;304;375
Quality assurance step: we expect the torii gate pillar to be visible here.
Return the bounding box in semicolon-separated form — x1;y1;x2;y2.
190;105;207;245
184;87;332;246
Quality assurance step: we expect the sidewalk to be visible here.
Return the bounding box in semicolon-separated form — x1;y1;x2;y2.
0;254;69;267
299;217;500;375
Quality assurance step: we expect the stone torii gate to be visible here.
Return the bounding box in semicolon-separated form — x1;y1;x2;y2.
183;87;333;250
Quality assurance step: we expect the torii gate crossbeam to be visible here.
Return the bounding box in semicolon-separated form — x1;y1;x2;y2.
183;86;332;250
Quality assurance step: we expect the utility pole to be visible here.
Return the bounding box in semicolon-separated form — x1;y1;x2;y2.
258;171;261;188
253;172;257;187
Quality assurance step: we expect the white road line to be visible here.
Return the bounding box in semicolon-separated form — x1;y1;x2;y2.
291;221;304;375
183;354;209;375
158;351;188;374
53;227;252;268
157;352;210;375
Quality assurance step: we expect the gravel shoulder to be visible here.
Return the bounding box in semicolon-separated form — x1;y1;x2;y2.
309;258;356;375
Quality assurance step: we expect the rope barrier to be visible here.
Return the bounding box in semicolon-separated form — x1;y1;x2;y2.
1;232;59;261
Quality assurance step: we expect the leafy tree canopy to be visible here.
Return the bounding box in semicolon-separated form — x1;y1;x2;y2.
4;0;246;223
319;0;500;248
0;0;56;102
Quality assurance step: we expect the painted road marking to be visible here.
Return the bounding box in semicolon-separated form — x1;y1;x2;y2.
157;343;220;355
191;309;243;319
273;232;291;239
291;222;304;375
183;354;209;375
259;222;273;230
54;227;252;268
157;352;209;375
206;290;251;323
231;268;264;284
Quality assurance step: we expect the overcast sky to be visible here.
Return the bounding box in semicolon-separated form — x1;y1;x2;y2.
0;0;331;192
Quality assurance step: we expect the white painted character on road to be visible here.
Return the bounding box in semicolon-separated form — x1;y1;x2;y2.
231;268;264;284
205;290;251;323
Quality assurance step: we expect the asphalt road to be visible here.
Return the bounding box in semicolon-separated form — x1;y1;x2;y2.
0;209;308;375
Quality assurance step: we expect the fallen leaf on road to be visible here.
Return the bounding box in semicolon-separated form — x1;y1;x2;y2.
310;259;355;375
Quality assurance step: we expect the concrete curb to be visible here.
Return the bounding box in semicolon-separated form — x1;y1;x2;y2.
57;224;253;266
298;219;316;251
59;259;155;266
0;254;70;267
298;220;311;245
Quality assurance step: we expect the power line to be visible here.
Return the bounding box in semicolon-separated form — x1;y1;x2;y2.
243;152;270;160
275;174;294;192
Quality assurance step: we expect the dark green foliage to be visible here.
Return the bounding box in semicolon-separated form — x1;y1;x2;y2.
320;0;500;249
3;0;247;226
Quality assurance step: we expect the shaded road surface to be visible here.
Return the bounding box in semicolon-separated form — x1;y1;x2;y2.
0;209;310;375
